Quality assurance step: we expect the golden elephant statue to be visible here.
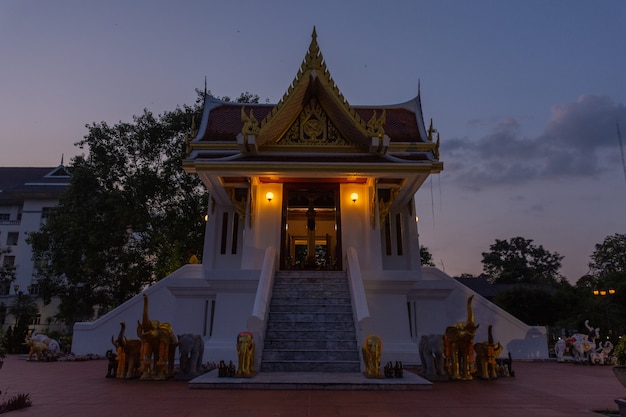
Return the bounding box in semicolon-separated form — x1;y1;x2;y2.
362;334;382;378
112;322;142;379
136;294;178;380
474;325;503;380
24;336;48;361
444;295;479;380
236;332;256;378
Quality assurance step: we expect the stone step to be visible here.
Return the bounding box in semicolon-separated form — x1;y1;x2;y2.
265;329;357;340
262;349;360;361
270;290;351;299
263;271;359;373
260;360;361;373
268;312;354;322
274;271;347;279
270;297;351;306
264;339;358;350
269;304;352;313
273;282;349;291
266;321;355;331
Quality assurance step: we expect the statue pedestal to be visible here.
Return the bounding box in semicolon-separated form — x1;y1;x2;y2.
614;398;626;417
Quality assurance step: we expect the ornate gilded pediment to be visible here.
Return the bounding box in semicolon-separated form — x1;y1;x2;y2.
276;98;348;146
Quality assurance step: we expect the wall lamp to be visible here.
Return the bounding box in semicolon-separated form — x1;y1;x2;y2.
266;192;274;202
350;193;358;203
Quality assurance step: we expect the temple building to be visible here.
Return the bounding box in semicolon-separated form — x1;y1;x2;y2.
72;30;548;367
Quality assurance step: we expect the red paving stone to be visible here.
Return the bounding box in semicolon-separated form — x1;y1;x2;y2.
1;354;625;417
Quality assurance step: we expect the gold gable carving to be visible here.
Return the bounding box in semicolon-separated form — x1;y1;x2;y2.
277;98;348;146
253;28;371;148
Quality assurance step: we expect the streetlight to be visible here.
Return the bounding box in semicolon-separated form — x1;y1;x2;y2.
593;288;616;335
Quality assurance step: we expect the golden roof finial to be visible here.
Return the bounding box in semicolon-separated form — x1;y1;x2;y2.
428;118;435;142
241;106;260;137
303;26;323;70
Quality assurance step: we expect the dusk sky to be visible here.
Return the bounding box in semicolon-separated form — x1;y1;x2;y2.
1;1;625;282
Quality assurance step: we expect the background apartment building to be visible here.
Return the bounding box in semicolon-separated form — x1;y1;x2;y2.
0;165;70;332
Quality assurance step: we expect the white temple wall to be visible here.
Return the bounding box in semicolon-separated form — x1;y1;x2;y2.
202;204;243;270
72;270;182;355
364;291;420;364
340;183;382;271
416;267;549;360
381;205;421;271
202;291;256;363
240;183;282;270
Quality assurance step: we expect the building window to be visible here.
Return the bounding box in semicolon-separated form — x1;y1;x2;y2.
6;232;19;246
0;282;9;296
41;207;53;222
0;214;9;222
28;284;40;295
30;314;41;326
2;256;15;268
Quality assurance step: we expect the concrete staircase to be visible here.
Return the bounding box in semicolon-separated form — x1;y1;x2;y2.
261;271;360;372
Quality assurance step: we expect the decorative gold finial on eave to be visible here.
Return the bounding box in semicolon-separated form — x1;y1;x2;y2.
241;106;260;137
191;115;198;138
428;118;435;142
366;109;386;138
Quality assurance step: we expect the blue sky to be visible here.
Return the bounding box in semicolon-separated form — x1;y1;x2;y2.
1;0;625;282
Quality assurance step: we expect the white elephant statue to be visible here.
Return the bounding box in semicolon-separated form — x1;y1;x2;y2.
419;334;446;376
555;320;600;363
31;332;61;355
177;333;204;378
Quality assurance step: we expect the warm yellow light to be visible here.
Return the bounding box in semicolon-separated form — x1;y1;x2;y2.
204;214;208;222
266;192;274;202
600;290;607;296
350;192;358;203
415;216;419;223
609;289;616;295
593;290;599;296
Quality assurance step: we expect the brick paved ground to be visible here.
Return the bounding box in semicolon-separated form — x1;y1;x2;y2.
1;354;624;417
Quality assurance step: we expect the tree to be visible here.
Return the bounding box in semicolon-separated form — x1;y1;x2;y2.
420;246;435;266
493;287;556;326
493;282;577;328
29;91;256;328
588;233;626;276
0;246;16;292
481;237;564;285
28;160;144;326
7;292;38;353
575;233;626;337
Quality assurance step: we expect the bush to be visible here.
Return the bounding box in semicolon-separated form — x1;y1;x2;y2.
613;336;626;366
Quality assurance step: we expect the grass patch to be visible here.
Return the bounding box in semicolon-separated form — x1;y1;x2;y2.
0;392;32;414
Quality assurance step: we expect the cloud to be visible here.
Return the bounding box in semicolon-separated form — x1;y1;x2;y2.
441;95;626;190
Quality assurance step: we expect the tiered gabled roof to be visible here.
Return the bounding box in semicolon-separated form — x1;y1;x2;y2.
184;28;442;195
253;27;372;149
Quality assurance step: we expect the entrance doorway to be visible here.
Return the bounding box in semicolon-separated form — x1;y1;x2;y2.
280;183;342;270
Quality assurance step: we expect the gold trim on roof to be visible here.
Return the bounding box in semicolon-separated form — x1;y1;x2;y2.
277;98;348;146
366;110;386;138
241;107;260;137
255;27;371;146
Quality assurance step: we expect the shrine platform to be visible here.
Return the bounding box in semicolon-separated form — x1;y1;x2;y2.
188;369;432;390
